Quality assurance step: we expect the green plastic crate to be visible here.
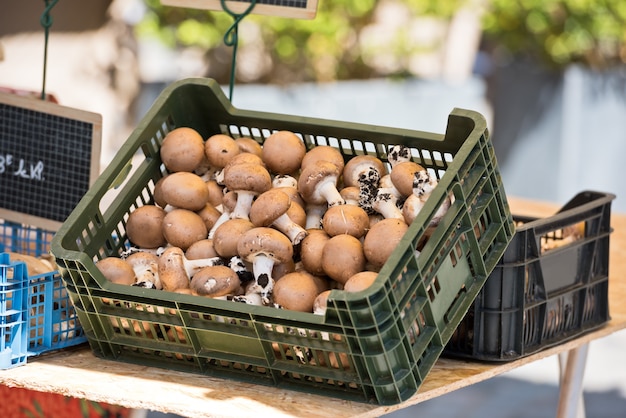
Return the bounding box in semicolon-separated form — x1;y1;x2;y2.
50;78;514;405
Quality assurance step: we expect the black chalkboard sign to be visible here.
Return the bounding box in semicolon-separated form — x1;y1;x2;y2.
161;0;319;19
0;92;101;231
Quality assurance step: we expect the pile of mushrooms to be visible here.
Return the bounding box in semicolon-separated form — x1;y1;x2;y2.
96;127;451;314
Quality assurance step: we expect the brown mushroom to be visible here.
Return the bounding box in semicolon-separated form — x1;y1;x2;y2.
299;228;331;277
126;205;168;249
321;204;369;238
402;169;451;227
125;252;161;289
185;238;220;260
390;161;425;198
190;265;240;298
96;256;136;286
250;189;308;245
322;234;366;285
313;290;331;315
159;171;211;212
343;271;378;293
160;127;206;173
204;133;241;176
340;186;361;206
237;227;294;304
162;208;208;251
158;246;222;292
235;137;263;157
298;160;345;208
301;145;345;172
205;179;225;208
363;218;408;271
196;202;222;232
208;190;238;239
273;270;324;312
261;130;306;175
212;218;255;258
223;162;272;220
371;188;404;220
342;155;386;188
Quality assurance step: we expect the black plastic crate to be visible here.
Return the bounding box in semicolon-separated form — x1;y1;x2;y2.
445;190;614;361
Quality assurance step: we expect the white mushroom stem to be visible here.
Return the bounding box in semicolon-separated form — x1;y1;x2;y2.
228;255;254;284
248;253;276;304
312;178;345;207
272;214;308;245
372;189;404;220
379;174;403;200
356;167;380;214
120;246;166;259
305;203;326;229
272;175;298;189
230;190;256;220
387;144;411;168
412;169;439;198
208;210;230;239
230;292;263;305
180;254;224;278
132;263;161;289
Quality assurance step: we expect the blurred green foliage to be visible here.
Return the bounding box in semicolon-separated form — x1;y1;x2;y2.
482;0;626;69
136;0;465;83
136;0;626;84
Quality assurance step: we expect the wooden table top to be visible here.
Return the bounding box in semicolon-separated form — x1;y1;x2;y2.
2;197;625;418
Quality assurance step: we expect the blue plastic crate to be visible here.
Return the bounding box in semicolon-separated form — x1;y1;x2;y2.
0;221;87;369
0;253;29;369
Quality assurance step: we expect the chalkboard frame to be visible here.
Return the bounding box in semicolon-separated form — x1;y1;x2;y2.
0;92;102;231
160;0;319;19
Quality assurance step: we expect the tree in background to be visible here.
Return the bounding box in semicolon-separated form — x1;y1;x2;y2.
136;0;468;84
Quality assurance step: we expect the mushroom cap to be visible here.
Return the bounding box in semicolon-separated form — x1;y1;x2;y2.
212;218;255;258
204;133;240;169
237;227;294;264
273;271;323;312
235;137;263;157
185;238;220;260
96;257;136;286
322;204;369;238
299;229;330;276
249;188;291;227
261;130;306;175
297;160;342;204
190;265;240;297
223;152;265;171
342;155;387;188
390;161;425;197
153;177;168;208
343;271;378;292
126;205;167;249
301;145;345;172
160;127;206;173
223;162;272;194
162;208;208;251
322;234;366;284
274;186;305;209
340;186;361;205
205;180;225;208
402;194;425;225
313;289;332;315
196;203;222;231
158;247;192;291
363;218;409;271
159;171;210;211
